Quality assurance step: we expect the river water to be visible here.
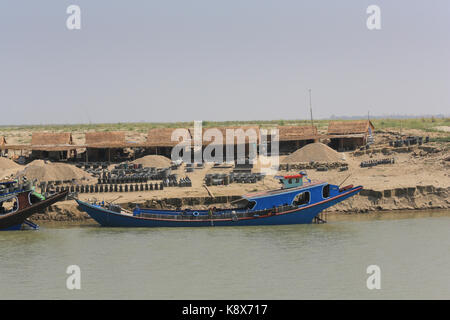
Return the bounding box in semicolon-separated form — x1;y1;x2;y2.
0;210;449;299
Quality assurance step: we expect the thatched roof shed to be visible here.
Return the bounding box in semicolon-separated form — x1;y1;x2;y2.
277;126;318;141
327;120;375;151
31;132;72;145
190;126;260;146
30;132;76;151
146;128;191;147
85;131;127;148
327;120;374;136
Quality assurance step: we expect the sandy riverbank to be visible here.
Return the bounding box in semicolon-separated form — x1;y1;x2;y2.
30;183;449;222
2;127;449;222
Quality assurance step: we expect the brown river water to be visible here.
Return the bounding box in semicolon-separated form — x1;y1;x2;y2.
0;210;449;299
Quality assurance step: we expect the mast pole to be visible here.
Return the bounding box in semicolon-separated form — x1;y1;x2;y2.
309;89;314;132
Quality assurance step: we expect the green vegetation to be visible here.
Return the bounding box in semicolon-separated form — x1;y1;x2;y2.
372;117;450;132
0;117;449;133
0;119;321;133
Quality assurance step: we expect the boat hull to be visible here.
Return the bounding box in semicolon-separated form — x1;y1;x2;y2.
0;190;68;231
1;224;23;231
76;186;362;228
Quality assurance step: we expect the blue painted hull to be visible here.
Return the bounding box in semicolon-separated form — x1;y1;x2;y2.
76;186;362;228
0;221;40;231
0;224;23;231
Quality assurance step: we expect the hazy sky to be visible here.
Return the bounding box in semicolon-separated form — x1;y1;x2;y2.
1;0;449;125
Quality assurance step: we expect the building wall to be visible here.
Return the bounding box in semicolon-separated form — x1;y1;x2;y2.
31;150;73;161
142;146;173;158
279;140;315;154
86;148;128;162
329;137;365;151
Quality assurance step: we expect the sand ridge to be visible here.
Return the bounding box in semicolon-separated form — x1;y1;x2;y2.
16;160;95;183
0;157;20;170
282;142;345;163
131;155;172;168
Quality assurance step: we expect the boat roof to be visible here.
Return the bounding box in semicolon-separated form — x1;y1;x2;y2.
243;180;326;199
0;181;16;186
274;174;304;180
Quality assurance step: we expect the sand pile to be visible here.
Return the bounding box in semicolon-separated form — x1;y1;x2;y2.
132;155;172;168
17;160;95;183
282;143;344;163
0;157;22;179
0;157;20;170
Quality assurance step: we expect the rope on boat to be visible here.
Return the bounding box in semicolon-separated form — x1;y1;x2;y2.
203;184;215;198
338;174;352;187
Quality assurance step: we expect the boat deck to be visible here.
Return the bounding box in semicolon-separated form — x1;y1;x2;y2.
137;204;298;221
243;180;325;199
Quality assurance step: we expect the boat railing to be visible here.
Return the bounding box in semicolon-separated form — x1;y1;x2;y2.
138;204;298;220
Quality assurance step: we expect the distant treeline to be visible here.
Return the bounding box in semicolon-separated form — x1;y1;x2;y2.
326;114;449;120
0;117;449;134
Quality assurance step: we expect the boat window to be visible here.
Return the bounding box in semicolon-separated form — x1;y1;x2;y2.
28;192;41;205
295;178;300;183
292;192;310;206
231;198;256;210
288;179;292;184
322;184;330;198
246;201;256;210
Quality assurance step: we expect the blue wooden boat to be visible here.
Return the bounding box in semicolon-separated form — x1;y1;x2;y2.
76;172;363;227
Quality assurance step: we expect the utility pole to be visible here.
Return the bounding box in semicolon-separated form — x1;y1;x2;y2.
309;89;314;132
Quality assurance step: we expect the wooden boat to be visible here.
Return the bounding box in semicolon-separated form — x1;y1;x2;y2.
0;181;69;230
76;172;363;228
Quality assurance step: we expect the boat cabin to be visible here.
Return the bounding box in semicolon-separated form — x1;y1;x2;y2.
274;171;309;189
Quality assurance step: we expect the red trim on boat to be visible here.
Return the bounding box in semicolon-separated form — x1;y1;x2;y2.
339;184;354;192
282;174;303;179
